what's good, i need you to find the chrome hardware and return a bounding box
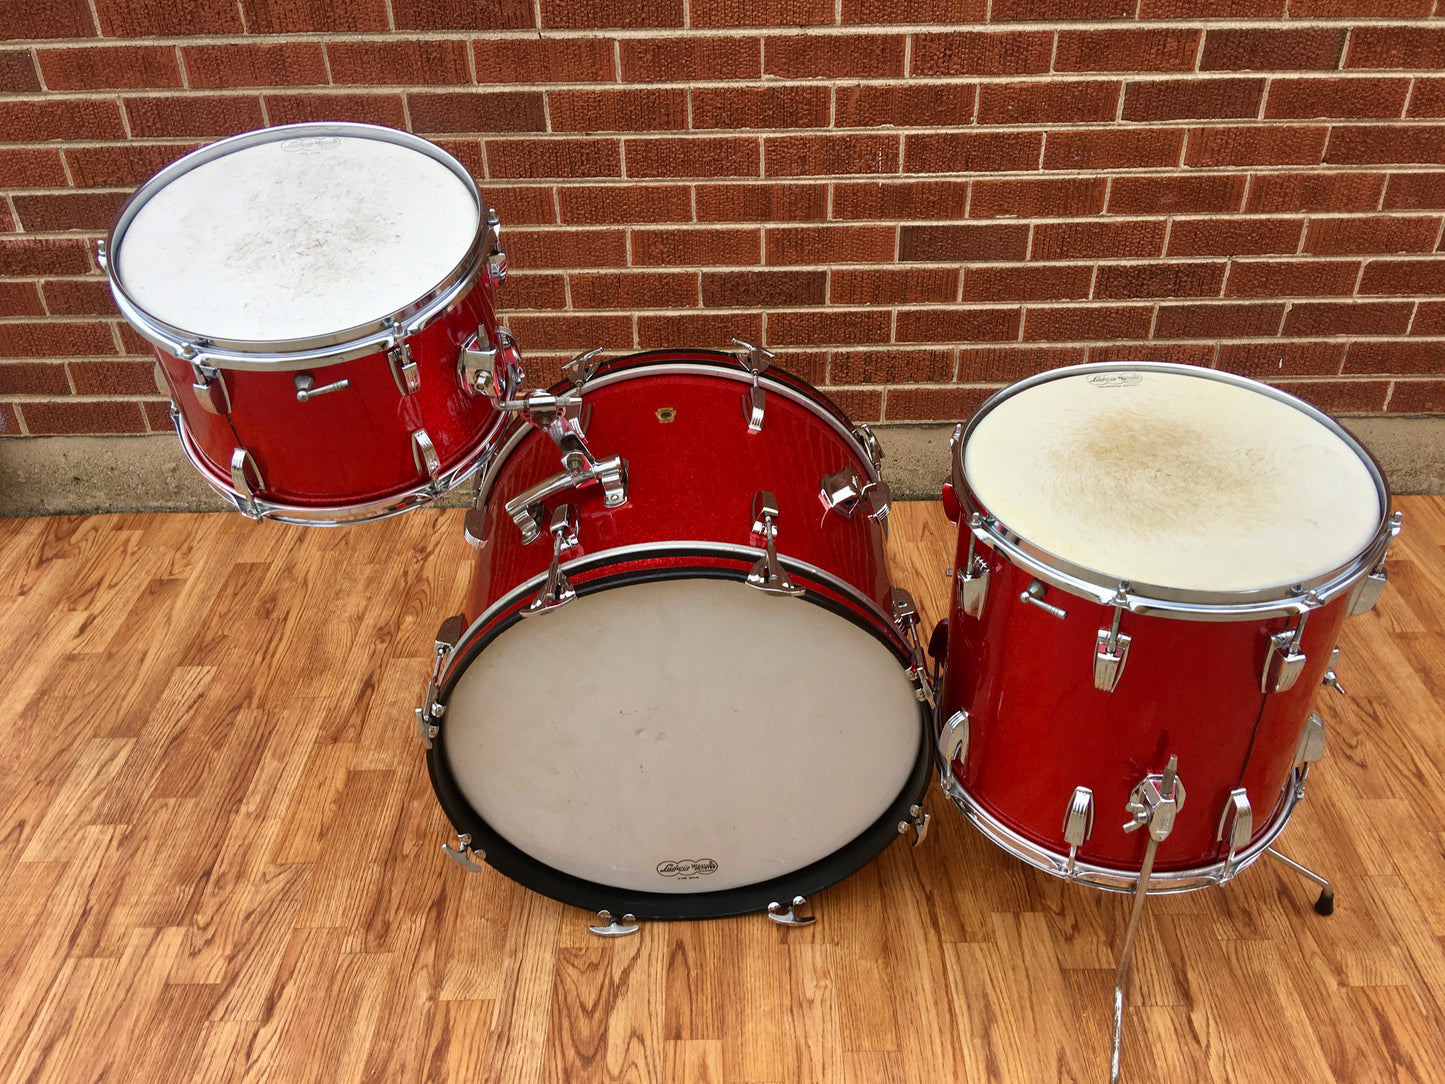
[766,896,815,927]
[457,325,521,402]
[434,614,464,654]
[505,455,626,544]
[1020,579,1067,619]
[416,615,460,750]
[939,709,969,768]
[1111,755,1181,1084]
[732,337,773,432]
[891,586,936,709]
[819,467,890,528]
[898,804,931,847]
[441,832,484,872]
[94,238,108,271]
[497,354,629,541]
[563,347,605,389]
[1348,510,1402,615]
[458,331,497,394]
[1265,847,1335,915]
[229,448,264,515]
[411,428,441,484]
[1295,712,1326,767]
[588,910,640,937]
[1094,587,1132,694]
[1215,788,1253,878]
[1349,569,1390,616]
[855,424,884,473]
[523,504,580,615]
[1322,646,1346,695]
[747,490,805,597]
[743,384,766,431]
[1262,607,1311,694]
[415,708,439,747]
[189,357,230,415]
[387,335,421,396]
[956,514,990,619]
[820,468,866,516]
[463,507,487,548]
[486,208,508,284]
[1062,786,1095,875]
[1122,760,1185,839]
[294,373,350,402]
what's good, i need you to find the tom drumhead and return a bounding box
[109,123,481,348]
[962,365,1385,596]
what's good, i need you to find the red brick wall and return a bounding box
[2,5,1444,436]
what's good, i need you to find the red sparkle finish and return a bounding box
[939,507,1353,875]
[460,349,896,649]
[157,273,505,507]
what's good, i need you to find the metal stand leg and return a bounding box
[1111,845,1158,1084]
[1111,756,1183,1084]
[1265,846,1335,916]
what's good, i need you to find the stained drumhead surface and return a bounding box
[115,132,478,344]
[964,368,1382,593]
[443,578,922,894]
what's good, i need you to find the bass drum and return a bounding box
[421,348,932,920]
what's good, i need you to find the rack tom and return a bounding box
[103,122,512,524]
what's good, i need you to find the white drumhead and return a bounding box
[964,368,1382,593]
[115,132,478,344]
[444,578,922,894]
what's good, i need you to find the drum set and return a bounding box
[102,123,1402,1082]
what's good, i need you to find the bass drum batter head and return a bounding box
[433,571,929,918]
[442,577,922,898]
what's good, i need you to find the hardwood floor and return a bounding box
[1,500,1443,1083]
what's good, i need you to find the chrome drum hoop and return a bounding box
[440,539,909,683]
[951,361,1394,621]
[171,406,510,526]
[938,765,1305,895]
[104,122,488,372]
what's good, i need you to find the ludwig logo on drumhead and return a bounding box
[281,137,341,153]
[656,858,718,879]
[1085,373,1143,388]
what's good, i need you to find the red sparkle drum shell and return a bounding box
[155,284,508,515]
[936,362,1395,890]
[424,349,932,919]
[103,122,509,524]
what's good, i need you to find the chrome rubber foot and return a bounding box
[1314,889,1335,916]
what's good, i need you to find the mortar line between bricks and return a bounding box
[1,19,1440,48]
[24,301,1418,323]
[6,357,1434,378]
[4,256,1439,278]
[16,138,1445,170]
[3,72,1442,100]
